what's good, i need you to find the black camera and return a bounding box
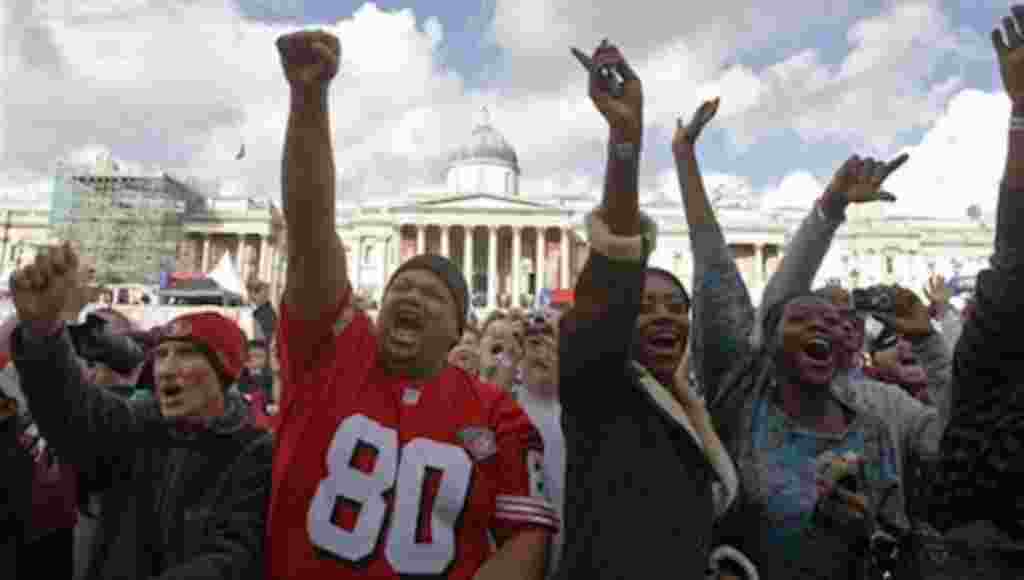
[68,314,146,375]
[852,286,897,314]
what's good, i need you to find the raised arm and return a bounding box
[277,31,346,322]
[9,244,143,489]
[929,7,1024,533]
[671,99,756,400]
[759,154,909,330]
[875,287,952,457]
[559,41,652,414]
[950,7,1024,422]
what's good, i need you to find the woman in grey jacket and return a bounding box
[674,98,952,579]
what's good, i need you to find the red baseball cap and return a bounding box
[159,312,246,386]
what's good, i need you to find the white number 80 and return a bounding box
[307,414,473,574]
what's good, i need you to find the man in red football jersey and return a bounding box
[268,29,557,580]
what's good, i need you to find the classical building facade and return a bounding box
[0,118,995,311]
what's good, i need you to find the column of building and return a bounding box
[560,228,570,289]
[400,222,567,309]
[487,226,498,308]
[536,227,546,294]
[511,226,521,306]
[463,226,475,296]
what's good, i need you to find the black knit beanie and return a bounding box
[386,254,469,336]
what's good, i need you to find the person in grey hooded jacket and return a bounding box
[675,96,951,579]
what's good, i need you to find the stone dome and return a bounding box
[447,117,519,172]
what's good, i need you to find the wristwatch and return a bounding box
[610,142,637,162]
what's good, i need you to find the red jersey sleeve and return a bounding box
[490,390,560,535]
[276,283,375,411]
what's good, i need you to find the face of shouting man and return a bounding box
[154,340,225,420]
[377,268,460,379]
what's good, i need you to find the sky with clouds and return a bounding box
[0,0,1017,218]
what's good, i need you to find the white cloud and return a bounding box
[762,171,825,210]
[720,1,978,153]
[0,0,1003,222]
[882,89,1008,218]
[761,88,1010,219]
[488,0,845,94]
[1,1,471,202]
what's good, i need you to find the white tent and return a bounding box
[0,267,13,292]
[207,252,244,297]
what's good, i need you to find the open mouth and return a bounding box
[160,385,184,404]
[646,329,680,352]
[899,355,918,366]
[391,309,424,343]
[804,337,833,361]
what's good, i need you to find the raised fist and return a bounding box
[825,153,909,205]
[11,242,82,328]
[672,98,719,157]
[276,30,341,90]
[993,7,1024,101]
[571,40,643,138]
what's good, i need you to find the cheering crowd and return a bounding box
[3,6,1024,580]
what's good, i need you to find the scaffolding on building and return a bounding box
[49,157,196,285]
